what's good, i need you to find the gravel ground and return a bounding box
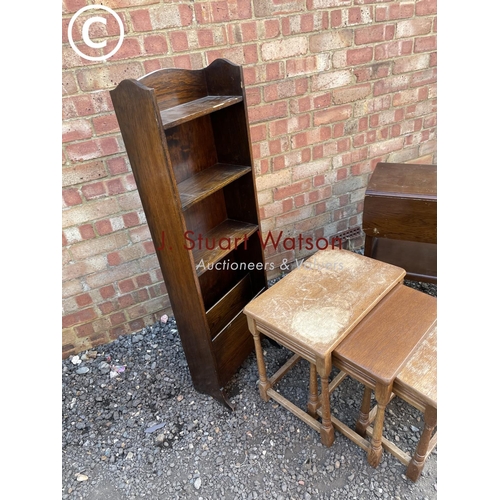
[62,278,437,500]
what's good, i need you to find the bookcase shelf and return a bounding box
[110,59,267,409]
[178,163,251,211]
[159,95,243,129]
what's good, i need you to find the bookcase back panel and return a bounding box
[211,103,252,166]
[141,68,207,109]
[165,116,218,184]
[198,250,247,310]
[223,174,259,224]
[183,190,227,236]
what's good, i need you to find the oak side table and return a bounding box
[331,283,436,467]
[243,249,405,446]
[355,322,437,481]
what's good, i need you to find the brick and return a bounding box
[410,68,437,88]
[283,12,327,35]
[106,178,126,196]
[264,62,284,81]
[286,55,329,77]
[75,293,92,307]
[393,54,430,74]
[71,232,129,261]
[374,40,413,60]
[273,179,311,201]
[86,261,141,289]
[116,191,142,212]
[206,46,246,66]
[313,105,352,126]
[108,38,143,62]
[122,211,140,228]
[261,200,287,218]
[95,219,113,236]
[62,0,87,15]
[292,159,330,181]
[332,84,371,104]
[242,46,259,64]
[110,311,126,326]
[148,4,188,29]
[105,1,161,9]
[405,100,435,118]
[62,197,119,229]
[263,78,309,102]
[62,120,92,143]
[78,224,95,240]
[369,137,405,157]
[248,101,288,124]
[416,0,437,16]
[62,188,82,207]
[392,88,421,107]
[92,114,119,135]
[308,0,351,8]
[309,30,353,52]
[346,47,373,65]
[65,137,120,162]
[276,206,314,227]
[229,0,253,20]
[414,35,437,53]
[76,62,143,92]
[256,169,291,191]
[261,37,308,61]
[107,156,129,176]
[62,307,97,328]
[373,75,410,96]
[291,127,331,149]
[332,174,368,196]
[99,285,116,300]
[395,2,416,18]
[312,70,352,91]
[62,71,78,96]
[396,18,433,38]
[295,212,330,233]
[254,0,306,17]
[142,34,168,55]
[354,25,385,45]
[82,181,106,200]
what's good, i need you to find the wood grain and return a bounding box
[333,284,437,385]
[110,59,267,407]
[160,95,243,129]
[178,163,251,210]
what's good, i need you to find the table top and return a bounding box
[395,322,437,407]
[366,162,437,200]
[333,284,437,386]
[243,249,405,360]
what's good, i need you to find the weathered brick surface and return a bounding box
[62,0,437,356]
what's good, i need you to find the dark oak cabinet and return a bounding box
[362,162,437,284]
[110,59,267,408]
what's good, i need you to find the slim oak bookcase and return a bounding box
[110,59,267,408]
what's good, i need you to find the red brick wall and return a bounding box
[62,0,437,357]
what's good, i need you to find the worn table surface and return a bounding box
[395,322,437,408]
[333,284,437,386]
[243,249,406,361]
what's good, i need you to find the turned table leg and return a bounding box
[406,405,437,482]
[367,383,392,467]
[247,318,271,402]
[355,386,372,437]
[307,363,320,417]
[317,358,334,447]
